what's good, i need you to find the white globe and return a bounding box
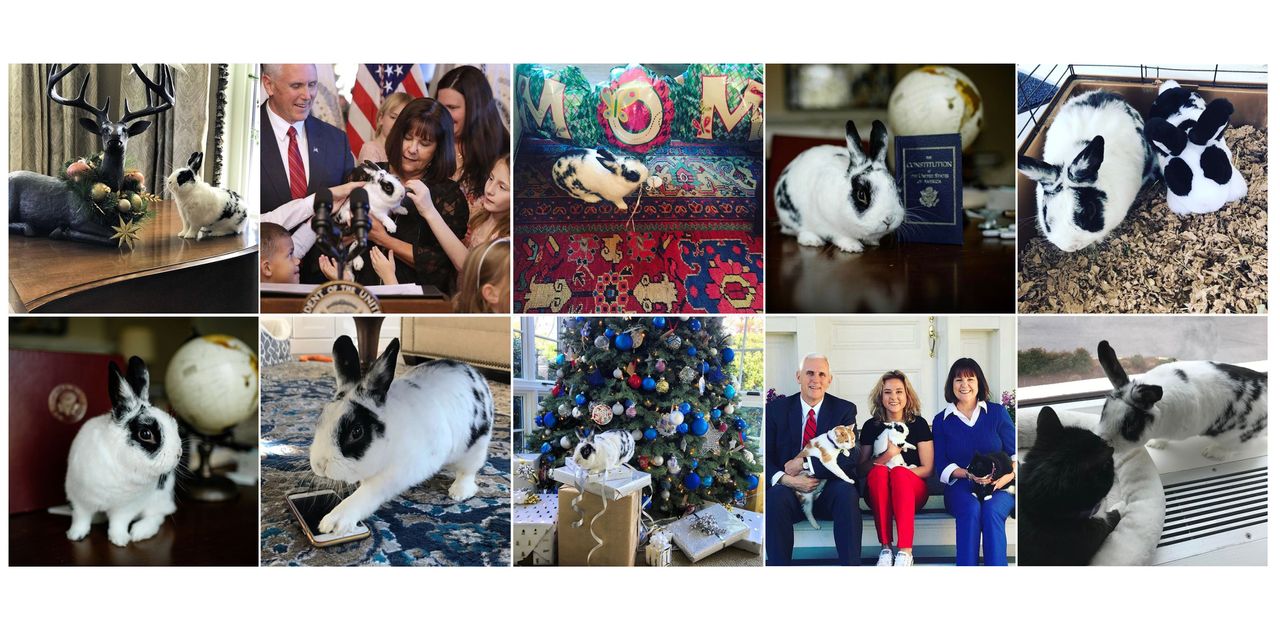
[888,66,985,151]
[165,335,259,436]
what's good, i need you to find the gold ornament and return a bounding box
[90,183,111,202]
[656,378,670,394]
[109,216,144,250]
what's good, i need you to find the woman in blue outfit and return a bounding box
[932,358,1016,566]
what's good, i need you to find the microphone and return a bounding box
[345,187,372,274]
[312,188,333,233]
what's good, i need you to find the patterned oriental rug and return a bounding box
[514,138,763,314]
[259,361,511,566]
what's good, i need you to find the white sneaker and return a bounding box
[876,548,894,566]
[894,550,914,567]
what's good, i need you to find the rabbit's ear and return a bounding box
[125,356,150,402]
[332,335,362,394]
[844,120,868,166]
[1189,98,1234,145]
[868,120,890,165]
[1018,155,1059,185]
[1067,136,1105,183]
[1145,118,1186,157]
[1097,340,1130,389]
[108,360,140,420]
[1131,384,1163,409]
[362,338,399,405]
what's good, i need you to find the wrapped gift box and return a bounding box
[669,503,750,563]
[728,506,763,555]
[513,492,557,566]
[514,453,542,493]
[557,486,640,566]
[552,461,651,500]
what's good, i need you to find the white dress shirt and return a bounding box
[266,103,310,185]
[261,194,318,260]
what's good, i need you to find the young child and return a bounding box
[260,222,300,284]
[454,237,510,313]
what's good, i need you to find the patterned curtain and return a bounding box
[7,63,100,175]
[124,63,211,193]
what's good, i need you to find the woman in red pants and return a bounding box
[857,371,934,567]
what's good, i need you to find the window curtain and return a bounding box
[7,64,101,175]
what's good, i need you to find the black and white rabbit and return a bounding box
[1145,80,1247,215]
[308,336,493,535]
[166,151,249,240]
[966,451,1015,501]
[572,429,636,474]
[1019,407,1120,566]
[551,147,651,210]
[1096,340,1266,459]
[774,120,904,253]
[872,420,915,469]
[65,356,181,546]
[1018,91,1158,252]
[336,162,408,273]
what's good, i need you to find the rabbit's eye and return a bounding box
[137,428,156,444]
[345,426,364,443]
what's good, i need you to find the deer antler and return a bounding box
[121,64,175,123]
[47,64,109,123]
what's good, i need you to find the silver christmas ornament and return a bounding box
[594,335,609,349]
[679,366,697,384]
[560,436,571,449]
[612,402,624,416]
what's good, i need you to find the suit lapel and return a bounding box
[260,103,288,209]
[305,116,327,192]
[818,396,838,435]
[786,394,803,459]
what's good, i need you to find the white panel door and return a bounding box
[820,316,938,418]
[288,316,403,356]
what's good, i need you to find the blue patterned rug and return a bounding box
[259,361,511,566]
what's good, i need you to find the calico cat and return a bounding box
[966,451,1015,501]
[1019,407,1121,566]
[796,425,858,529]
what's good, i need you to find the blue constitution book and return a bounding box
[895,133,963,245]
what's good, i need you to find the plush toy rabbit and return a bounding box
[1018,91,1159,252]
[166,151,249,240]
[774,120,904,253]
[551,147,651,210]
[1144,80,1247,215]
[1096,340,1266,460]
[309,336,494,535]
[65,356,181,547]
[572,429,636,474]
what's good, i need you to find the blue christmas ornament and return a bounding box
[746,475,759,490]
[644,428,657,440]
[535,413,544,427]
[652,317,666,328]
[712,409,722,419]
[583,428,593,437]
[605,327,616,338]
[556,353,565,365]
[624,399,635,408]
[615,333,633,350]
[690,319,702,331]
[676,423,689,434]
[724,385,737,399]
[586,369,607,387]
[693,412,703,420]
[686,346,697,357]
[734,490,745,501]
[683,472,702,490]
[540,442,551,454]
[708,367,725,384]
[679,402,692,413]
[642,376,656,391]
[544,413,556,427]
[690,459,699,469]
[701,475,714,488]
[722,347,735,363]
[575,393,587,406]
[691,418,709,436]
[735,418,747,430]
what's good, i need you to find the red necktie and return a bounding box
[803,408,817,444]
[287,127,307,199]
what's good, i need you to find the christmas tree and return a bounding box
[532,316,762,519]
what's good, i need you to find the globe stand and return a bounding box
[184,427,239,502]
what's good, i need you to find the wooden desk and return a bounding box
[9,200,258,313]
[766,221,1016,313]
[8,483,258,566]
[260,295,454,314]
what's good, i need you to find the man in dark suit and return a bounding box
[259,64,356,276]
[765,353,863,565]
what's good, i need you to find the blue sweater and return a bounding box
[931,402,1015,485]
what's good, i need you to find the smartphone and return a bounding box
[286,490,371,547]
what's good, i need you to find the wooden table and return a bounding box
[766,221,1016,313]
[9,200,258,313]
[8,483,258,566]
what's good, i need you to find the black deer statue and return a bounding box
[9,64,175,246]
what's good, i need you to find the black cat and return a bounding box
[1019,406,1121,566]
[966,451,1015,501]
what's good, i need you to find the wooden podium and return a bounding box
[9,201,258,313]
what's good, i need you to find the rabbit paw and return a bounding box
[350,256,364,273]
[448,477,478,501]
[319,506,359,535]
[1145,438,1169,450]
[832,236,866,253]
[382,217,397,234]
[66,522,90,541]
[796,230,825,247]
[108,527,133,547]
[129,517,163,542]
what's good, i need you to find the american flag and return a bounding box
[346,64,433,157]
